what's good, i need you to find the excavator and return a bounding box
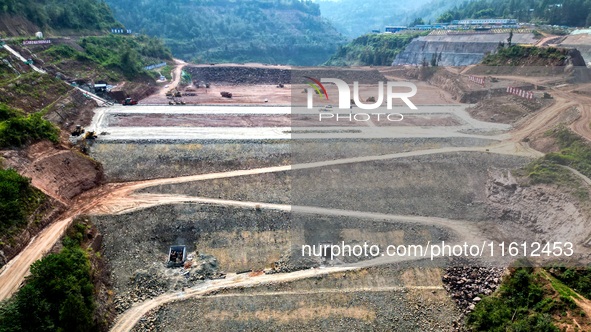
[71,125,97,140]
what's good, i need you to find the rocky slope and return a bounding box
[393,33,539,66]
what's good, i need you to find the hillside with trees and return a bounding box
[317,0,433,37]
[324,32,427,66]
[0,0,121,36]
[103,0,345,65]
[436,0,591,26]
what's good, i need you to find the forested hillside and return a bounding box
[437,0,591,26]
[0,0,120,35]
[325,32,427,66]
[103,0,345,65]
[317,0,433,37]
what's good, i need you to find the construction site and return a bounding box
[1,30,591,331]
[77,61,591,331]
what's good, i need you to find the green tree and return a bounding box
[409,17,425,27]
[0,245,97,332]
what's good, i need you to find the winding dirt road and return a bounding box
[0,144,533,302]
[489,75,591,142]
[110,266,445,332]
[103,192,507,332]
[1,66,590,331]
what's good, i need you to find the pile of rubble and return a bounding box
[114,253,225,313]
[442,266,504,313]
[132,308,163,332]
[113,268,169,313]
[266,253,320,274]
[185,66,290,85]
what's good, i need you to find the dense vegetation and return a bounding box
[0,0,120,31]
[38,34,172,80]
[0,103,59,148]
[525,126,591,188]
[550,267,591,300]
[482,45,569,66]
[317,0,433,37]
[0,223,99,332]
[324,32,427,66]
[78,35,172,79]
[0,167,44,239]
[545,126,591,178]
[103,0,345,65]
[437,0,591,27]
[467,267,579,331]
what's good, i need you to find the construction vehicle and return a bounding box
[165,88,182,98]
[71,125,85,136]
[84,131,97,139]
[169,97,185,105]
[123,97,138,105]
[220,91,232,98]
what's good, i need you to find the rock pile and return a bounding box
[442,266,504,313]
[184,66,387,85]
[266,252,320,274]
[114,268,169,313]
[114,254,225,313]
[185,66,290,85]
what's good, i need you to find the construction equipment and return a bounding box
[123,97,138,105]
[220,91,232,98]
[165,88,182,98]
[84,131,97,139]
[169,97,185,105]
[71,125,85,137]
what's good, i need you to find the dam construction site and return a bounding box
[1,13,591,331]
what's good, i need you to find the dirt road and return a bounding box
[2,66,589,329]
[465,74,591,142]
[90,104,511,141]
[0,143,534,301]
[90,193,488,243]
[103,193,497,332]
[110,266,444,332]
[153,58,186,98]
